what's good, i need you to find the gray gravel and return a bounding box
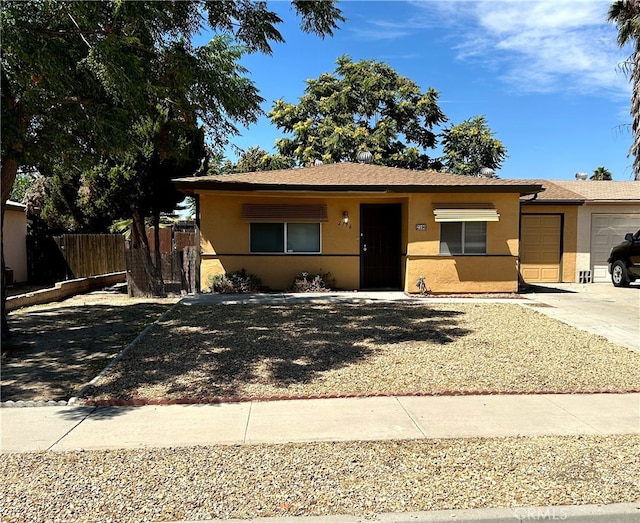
[1,435,638,522]
[83,302,640,402]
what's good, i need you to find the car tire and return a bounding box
[611,260,630,287]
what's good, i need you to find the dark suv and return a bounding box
[608,229,640,287]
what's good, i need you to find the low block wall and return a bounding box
[6,272,126,312]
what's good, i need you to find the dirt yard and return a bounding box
[4,289,639,404]
[1,288,179,401]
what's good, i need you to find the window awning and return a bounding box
[241,204,328,222]
[433,205,500,222]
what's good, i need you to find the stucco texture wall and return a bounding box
[405,193,521,293]
[198,191,523,293]
[3,206,28,283]
[199,192,365,290]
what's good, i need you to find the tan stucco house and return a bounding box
[3,200,28,284]
[174,162,542,294]
[520,181,640,284]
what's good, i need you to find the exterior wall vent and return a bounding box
[578,270,592,284]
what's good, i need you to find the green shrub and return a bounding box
[290,271,335,292]
[208,269,262,294]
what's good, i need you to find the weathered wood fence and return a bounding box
[126,226,198,296]
[27,227,198,295]
[27,234,126,284]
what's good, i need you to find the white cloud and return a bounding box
[365,0,633,97]
[457,0,631,96]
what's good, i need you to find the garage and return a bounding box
[591,214,640,282]
[520,214,562,283]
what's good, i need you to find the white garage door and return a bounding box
[591,214,640,282]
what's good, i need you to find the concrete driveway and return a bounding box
[522,282,640,353]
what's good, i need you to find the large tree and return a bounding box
[269,55,446,169]
[1,0,343,334]
[440,116,507,177]
[218,146,295,174]
[608,0,640,180]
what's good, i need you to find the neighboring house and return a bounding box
[520,181,640,284]
[3,200,28,284]
[174,162,542,294]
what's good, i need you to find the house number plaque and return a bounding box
[415,224,426,231]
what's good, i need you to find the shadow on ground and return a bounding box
[83,302,470,401]
[1,302,174,401]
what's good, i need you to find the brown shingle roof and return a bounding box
[551,181,640,201]
[174,162,542,195]
[521,180,640,203]
[520,180,584,203]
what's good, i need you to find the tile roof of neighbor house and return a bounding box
[173,162,543,195]
[522,180,640,203]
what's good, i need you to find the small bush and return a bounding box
[208,269,262,294]
[290,271,335,293]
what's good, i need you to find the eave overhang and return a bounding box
[173,179,543,197]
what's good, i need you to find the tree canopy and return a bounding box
[608,0,640,180]
[1,0,344,322]
[269,55,447,169]
[217,146,295,174]
[591,166,613,180]
[440,116,507,177]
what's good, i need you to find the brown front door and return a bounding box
[360,204,402,289]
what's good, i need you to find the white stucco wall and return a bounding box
[3,201,28,283]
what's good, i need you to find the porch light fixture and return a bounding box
[343,211,349,224]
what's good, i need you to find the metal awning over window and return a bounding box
[433,205,499,222]
[241,204,328,222]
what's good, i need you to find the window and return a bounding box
[440,222,487,255]
[250,223,321,253]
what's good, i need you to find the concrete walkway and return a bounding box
[520,282,640,353]
[2,393,638,453]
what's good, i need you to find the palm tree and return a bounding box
[608,1,640,180]
[591,166,613,180]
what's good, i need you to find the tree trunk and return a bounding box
[632,38,640,180]
[128,210,166,297]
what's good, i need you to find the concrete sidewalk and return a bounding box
[2,393,638,453]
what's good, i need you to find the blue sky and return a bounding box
[218,0,634,181]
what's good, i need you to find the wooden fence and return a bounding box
[126,226,198,296]
[27,228,196,294]
[55,234,126,278]
[27,234,126,284]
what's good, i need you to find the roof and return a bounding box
[522,180,640,204]
[173,162,542,196]
[520,180,584,204]
[4,200,26,212]
[552,181,640,202]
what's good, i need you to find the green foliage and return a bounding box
[591,166,613,180]
[608,0,640,180]
[440,116,507,176]
[1,0,344,202]
[8,170,35,203]
[208,269,262,294]
[269,55,447,169]
[217,146,296,174]
[290,272,335,292]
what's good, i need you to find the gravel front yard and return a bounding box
[82,301,640,402]
[1,435,638,522]
[1,291,178,402]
